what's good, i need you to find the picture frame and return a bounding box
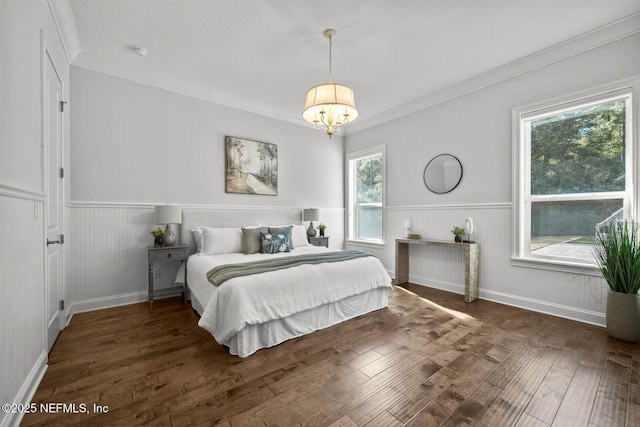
[225,136,278,195]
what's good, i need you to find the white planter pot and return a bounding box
[606,289,640,342]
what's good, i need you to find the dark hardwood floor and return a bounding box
[22,284,640,426]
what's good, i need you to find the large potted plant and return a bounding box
[594,221,640,342]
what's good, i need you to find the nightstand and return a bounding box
[308,236,329,248]
[147,245,189,310]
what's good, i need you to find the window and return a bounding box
[514,87,633,267]
[347,145,385,243]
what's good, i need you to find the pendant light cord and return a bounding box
[328,34,333,83]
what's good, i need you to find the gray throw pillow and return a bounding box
[241,227,268,254]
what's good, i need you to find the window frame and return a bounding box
[512,82,636,272]
[346,145,386,246]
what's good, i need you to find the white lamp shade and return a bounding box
[154,205,182,225]
[302,83,358,126]
[303,208,320,222]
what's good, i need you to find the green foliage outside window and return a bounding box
[353,152,383,241]
[356,154,382,204]
[530,100,626,195]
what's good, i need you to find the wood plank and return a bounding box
[484,345,538,390]
[404,400,451,427]
[628,349,640,427]
[551,382,597,427]
[365,411,403,427]
[572,352,606,390]
[477,359,550,427]
[588,346,631,427]
[328,415,358,427]
[515,413,550,427]
[524,370,571,424]
[440,381,504,427]
[347,358,441,425]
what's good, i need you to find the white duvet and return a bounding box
[186,246,392,349]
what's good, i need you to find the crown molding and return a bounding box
[346,12,640,135]
[47,0,81,63]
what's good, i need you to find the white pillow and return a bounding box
[202,227,243,255]
[292,224,309,247]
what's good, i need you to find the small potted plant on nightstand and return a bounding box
[150,227,166,247]
[318,223,327,237]
[451,226,465,243]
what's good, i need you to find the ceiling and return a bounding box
[56,0,640,134]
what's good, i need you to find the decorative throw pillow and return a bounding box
[260,232,290,254]
[268,225,294,249]
[241,226,268,254]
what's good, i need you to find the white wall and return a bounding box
[346,32,640,326]
[67,67,345,309]
[0,1,70,426]
[70,67,344,207]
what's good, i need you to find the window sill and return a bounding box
[511,256,601,276]
[345,239,386,249]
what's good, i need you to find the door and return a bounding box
[44,49,64,352]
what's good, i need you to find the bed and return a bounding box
[179,209,392,357]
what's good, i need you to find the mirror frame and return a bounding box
[423,154,463,194]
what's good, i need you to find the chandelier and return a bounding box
[303,29,358,138]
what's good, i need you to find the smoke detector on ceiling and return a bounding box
[130,46,147,57]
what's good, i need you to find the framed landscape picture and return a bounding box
[225,136,278,195]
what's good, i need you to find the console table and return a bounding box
[395,238,479,303]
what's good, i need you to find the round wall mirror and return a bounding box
[423,154,463,194]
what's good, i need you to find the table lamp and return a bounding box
[155,205,182,246]
[303,208,320,237]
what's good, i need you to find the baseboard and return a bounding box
[479,289,606,327]
[69,291,148,316]
[402,274,606,328]
[0,351,48,427]
[407,274,465,296]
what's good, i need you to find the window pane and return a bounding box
[357,206,382,240]
[356,154,382,204]
[530,199,623,262]
[530,100,626,195]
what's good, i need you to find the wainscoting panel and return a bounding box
[348,204,609,326]
[67,205,153,310]
[0,192,47,427]
[67,202,607,325]
[67,203,345,315]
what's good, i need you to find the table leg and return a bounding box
[148,263,154,311]
[395,241,409,285]
[464,244,479,302]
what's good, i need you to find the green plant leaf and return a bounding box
[594,221,640,294]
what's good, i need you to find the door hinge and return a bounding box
[59,300,65,310]
[60,100,68,113]
[60,167,64,178]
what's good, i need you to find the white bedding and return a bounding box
[187,246,392,356]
